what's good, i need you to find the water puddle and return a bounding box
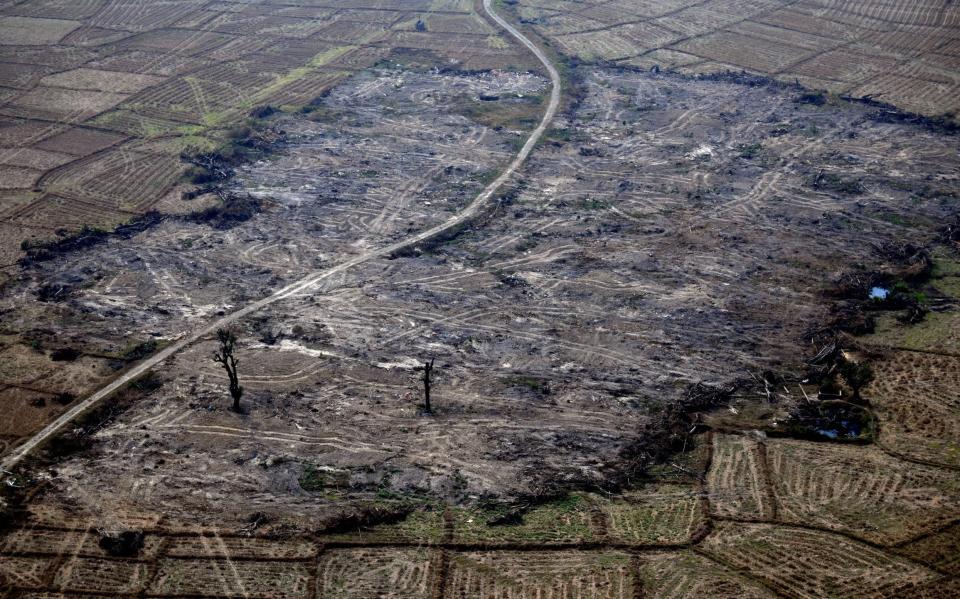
[782,402,873,442]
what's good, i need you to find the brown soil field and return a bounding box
[512,0,960,119]
[2,1,960,597]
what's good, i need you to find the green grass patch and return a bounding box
[451,494,596,544]
[319,505,446,544]
[865,311,960,353]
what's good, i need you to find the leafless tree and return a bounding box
[213,328,243,412]
[415,358,435,414]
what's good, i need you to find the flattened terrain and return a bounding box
[2,4,960,597]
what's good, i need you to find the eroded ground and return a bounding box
[2,61,960,598]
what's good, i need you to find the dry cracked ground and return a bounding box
[2,4,960,599]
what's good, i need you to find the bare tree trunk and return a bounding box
[420,358,435,415]
[214,329,244,412]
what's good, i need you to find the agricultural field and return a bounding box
[0,0,536,270]
[2,1,960,597]
[510,0,960,119]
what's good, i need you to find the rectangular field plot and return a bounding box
[597,0,693,20]
[865,351,960,467]
[674,31,814,73]
[611,22,684,49]
[86,49,209,78]
[7,87,128,121]
[0,165,40,189]
[0,63,52,90]
[0,556,54,590]
[706,434,773,519]
[38,148,184,212]
[552,30,646,62]
[1,528,163,559]
[86,110,188,138]
[767,439,960,544]
[858,26,956,56]
[165,536,318,560]
[0,119,63,147]
[4,0,105,20]
[8,194,134,232]
[261,71,350,107]
[88,4,213,33]
[34,127,126,156]
[854,72,960,115]
[316,547,435,598]
[655,8,743,37]
[39,69,164,94]
[894,522,960,575]
[52,557,150,594]
[726,21,840,53]
[414,14,496,35]
[451,495,597,545]
[638,550,776,598]
[0,147,77,171]
[700,522,939,598]
[149,559,311,597]
[533,13,607,36]
[811,0,946,26]
[123,77,251,123]
[604,484,706,545]
[788,49,899,87]
[446,550,635,598]
[755,7,866,40]
[0,16,79,45]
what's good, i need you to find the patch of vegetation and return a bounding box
[121,339,159,361]
[129,371,163,393]
[580,197,606,210]
[456,93,545,131]
[189,194,262,230]
[299,463,327,492]
[868,280,930,323]
[737,142,763,159]
[811,172,863,194]
[20,212,164,266]
[545,127,572,143]
[494,270,529,288]
[315,502,416,535]
[795,91,827,106]
[503,374,551,394]
[452,494,595,543]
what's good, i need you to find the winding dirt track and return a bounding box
[1,0,561,471]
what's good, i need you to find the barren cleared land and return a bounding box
[1,1,959,598]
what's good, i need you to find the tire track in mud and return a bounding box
[0,0,561,472]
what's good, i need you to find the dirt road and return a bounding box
[1,0,561,471]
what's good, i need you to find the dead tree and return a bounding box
[416,358,435,414]
[213,328,243,412]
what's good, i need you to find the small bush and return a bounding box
[190,194,262,229]
[50,348,81,362]
[796,91,827,106]
[738,142,763,159]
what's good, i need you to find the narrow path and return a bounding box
[0,0,561,472]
